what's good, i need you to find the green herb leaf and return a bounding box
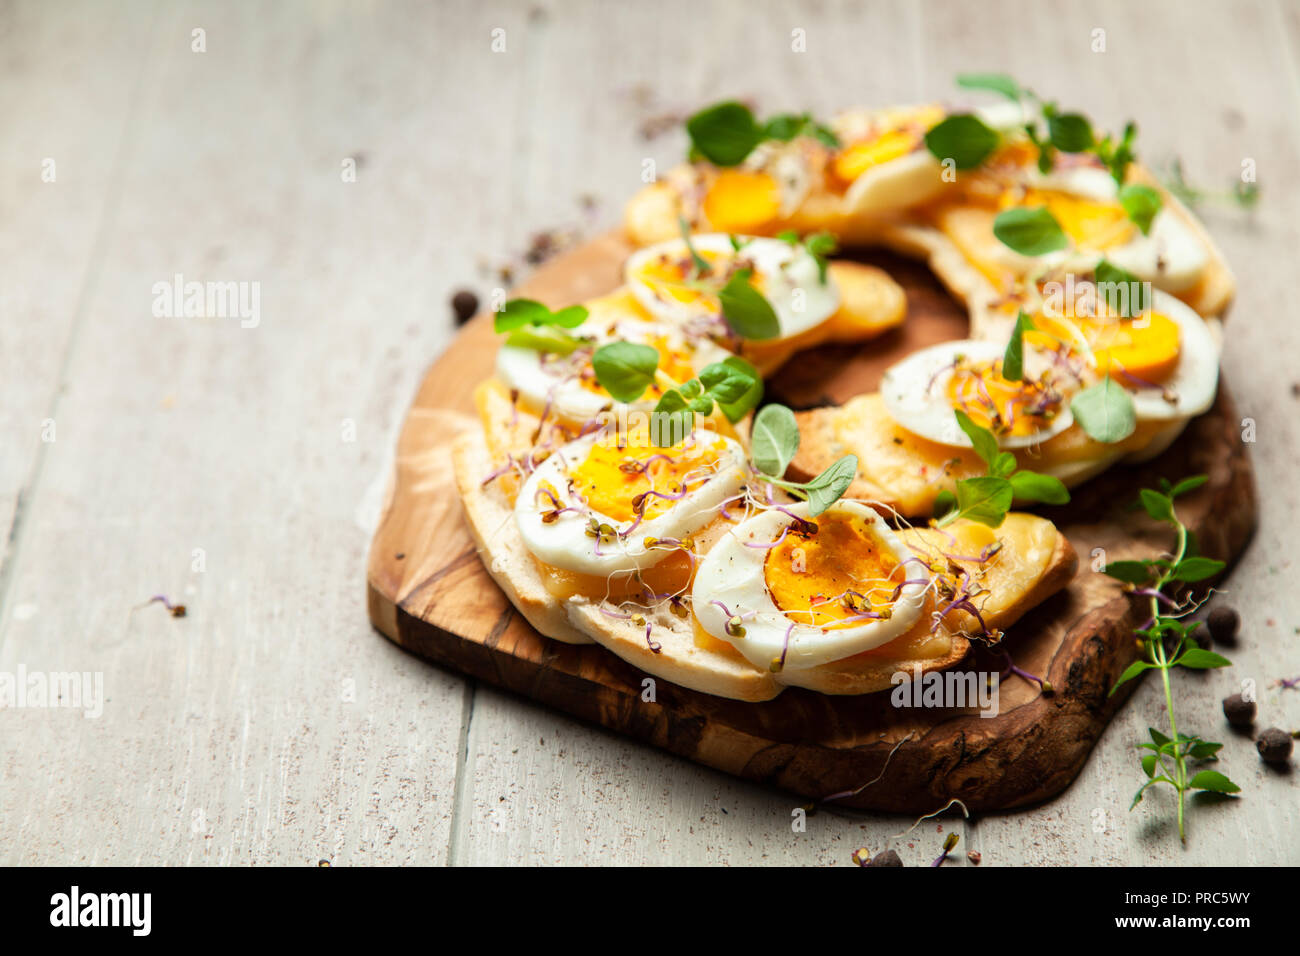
[1118,183,1162,235]
[1138,488,1175,523]
[953,476,1014,527]
[924,114,1000,170]
[1171,556,1225,583]
[678,217,712,276]
[1103,560,1154,584]
[954,409,1000,466]
[1175,648,1232,670]
[1187,740,1223,760]
[1095,259,1149,318]
[686,101,762,167]
[717,268,781,340]
[1170,474,1208,498]
[1141,753,1159,778]
[1070,377,1137,443]
[495,298,588,333]
[805,232,838,284]
[1109,660,1153,696]
[650,389,694,448]
[992,206,1069,256]
[714,356,763,422]
[991,451,1018,478]
[1002,310,1036,381]
[592,341,659,403]
[494,298,551,333]
[504,326,583,355]
[1187,770,1240,794]
[803,455,859,517]
[955,73,1023,101]
[1047,112,1094,153]
[1008,469,1070,505]
[751,404,800,478]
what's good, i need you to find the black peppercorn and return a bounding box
[451,289,479,325]
[1257,727,1293,764]
[1206,606,1240,645]
[1221,693,1255,728]
[867,849,904,867]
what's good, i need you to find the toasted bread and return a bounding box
[456,418,1078,700]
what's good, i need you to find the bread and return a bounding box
[454,421,1078,700]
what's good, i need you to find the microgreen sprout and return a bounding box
[748,404,857,516]
[649,356,763,446]
[932,411,1069,528]
[1162,158,1260,213]
[930,831,959,867]
[1105,475,1238,843]
[776,229,838,284]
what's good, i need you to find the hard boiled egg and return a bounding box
[880,339,1076,449]
[625,234,840,342]
[496,294,732,423]
[692,499,927,671]
[515,427,747,577]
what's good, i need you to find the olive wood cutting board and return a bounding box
[365,231,1256,813]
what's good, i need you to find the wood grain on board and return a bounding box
[366,232,1257,812]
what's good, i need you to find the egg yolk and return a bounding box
[833,129,919,182]
[944,359,1064,437]
[702,170,781,233]
[1028,312,1182,384]
[569,431,728,524]
[633,249,769,316]
[1003,188,1134,250]
[764,512,903,629]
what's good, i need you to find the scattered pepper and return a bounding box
[1257,727,1293,764]
[451,289,479,325]
[1206,605,1240,645]
[1222,693,1255,728]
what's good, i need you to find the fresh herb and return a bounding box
[494,298,589,334]
[1070,375,1136,443]
[717,268,781,340]
[1094,259,1150,318]
[748,403,857,516]
[1001,310,1036,381]
[679,216,713,277]
[1043,104,1094,154]
[504,325,584,355]
[592,341,660,402]
[1163,158,1261,212]
[933,411,1069,527]
[649,357,763,445]
[992,206,1068,257]
[955,72,1023,101]
[924,113,1000,170]
[1106,477,1236,843]
[1118,184,1162,236]
[777,229,838,284]
[686,101,839,167]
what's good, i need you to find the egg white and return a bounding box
[1117,289,1220,421]
[624,234,840,341]
[496,314,731,423]
[514,429,748,577]
[1010,165,1208,293]
[880,339,1075,449]
[692,500,927,671]
[842,101,1029,217]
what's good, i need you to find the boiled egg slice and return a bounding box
[515,426,748,577]
[496,300,732,423]
[1026,286,1220,421]
[994,165,1208,294]
[692,499,927,671]
[625,234,840,342]
[881,339,1075,449]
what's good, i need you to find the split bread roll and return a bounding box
[453,427,1077,702]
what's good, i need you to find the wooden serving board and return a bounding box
[365,232,1257,813]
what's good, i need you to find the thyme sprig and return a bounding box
[1105,476,1239,843]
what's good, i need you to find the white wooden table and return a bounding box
[1,0,1296,865]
